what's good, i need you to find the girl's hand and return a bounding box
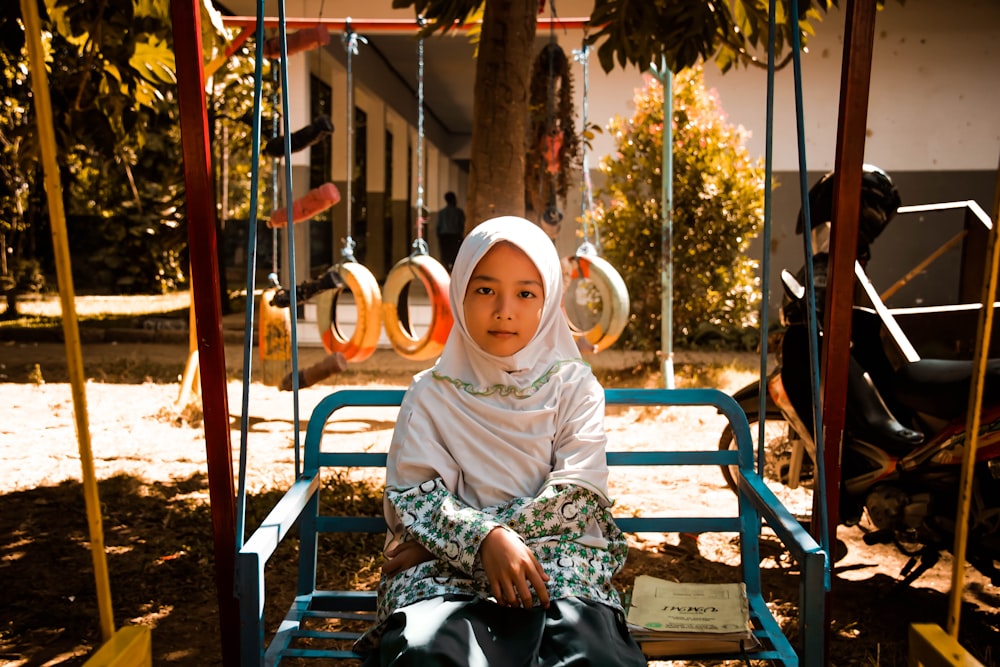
[480,527,550,608]
[382,541,436,577]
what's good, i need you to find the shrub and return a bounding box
[595,66,764,352]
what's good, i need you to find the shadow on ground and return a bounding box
[2,475,999,666]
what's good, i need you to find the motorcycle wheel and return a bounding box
[718,410,815,521]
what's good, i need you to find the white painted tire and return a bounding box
[561,254,630,352]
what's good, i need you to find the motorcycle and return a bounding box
[720,167,1000,586]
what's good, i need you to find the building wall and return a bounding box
[254,8,470,289]
[225,0,998,320]
[569,0,999,314]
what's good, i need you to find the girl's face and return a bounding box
[463,242,544,357]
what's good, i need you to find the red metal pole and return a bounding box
[821,0,878,662]
[822,0,878,552]
[169,1,239,664]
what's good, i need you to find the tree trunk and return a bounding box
[466,0,538,229]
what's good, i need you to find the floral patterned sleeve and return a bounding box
[387,478,504,575]
[387,478,623,575]
[494,483,604,538]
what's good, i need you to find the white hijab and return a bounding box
[384,217,610,546]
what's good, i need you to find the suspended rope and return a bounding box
[237,0,306,547]
[789,0,831,566]
[561,43,629,354]
[756,0,777,506]
[575,44,598,254]
[382,17,453,361]
[270,65,280,275]
[262,0,338,228]
[315,21,382,362]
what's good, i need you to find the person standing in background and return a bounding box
[436,191,466,272]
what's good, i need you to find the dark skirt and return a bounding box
[362,595,647,667]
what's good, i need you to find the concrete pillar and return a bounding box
[386,108,412,264]
[359,87,387,277]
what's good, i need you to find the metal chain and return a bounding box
[573,43,598,255]
[412,16,428,256]
[341,21,367,261]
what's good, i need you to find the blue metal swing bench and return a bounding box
[237,387,827,665]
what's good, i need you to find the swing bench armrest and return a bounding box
[739,471,825,567]
[238,473,321,659]
[242,476,321,563]
[738,469,828,665]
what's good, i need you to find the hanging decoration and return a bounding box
[381,17,453,361]
[315,22,382,362]
[561,44,630,353]
[525,37,580,240]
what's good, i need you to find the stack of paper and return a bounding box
[626,575,761,657]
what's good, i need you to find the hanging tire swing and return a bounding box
[316,252,382,362]
[383,250,452,360]
[315,24,381,363]
[562,249,630,352]
[562,44,630,353]
[381,21,453,361]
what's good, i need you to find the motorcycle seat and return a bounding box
[894,358,1000,421]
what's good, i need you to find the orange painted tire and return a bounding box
[315,261,382,362]
[561,254,630,353]
[382,254,453,361]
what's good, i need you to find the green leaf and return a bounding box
[130,37,176,85]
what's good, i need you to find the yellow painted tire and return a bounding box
[382,254,453,361]
[259,287,292,387]
[315,261,382,362]
[561,254,630,352]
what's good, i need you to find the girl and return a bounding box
[357,216,645,666]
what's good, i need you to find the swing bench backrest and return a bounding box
[237,387,826,666]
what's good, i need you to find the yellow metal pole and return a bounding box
[177,279,200,406]
[947,161,1000,638]
[18,0,115,642]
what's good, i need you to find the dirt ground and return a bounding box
[1,336,999,666]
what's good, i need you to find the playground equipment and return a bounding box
[560,44,630,353]
[380,21,453,361]
[267,183,341,229]
[238,388,826,665]
[162,1,999,663]
[224,10,822,666]
[312,24,382,364]
[18,0,151,663]
[259,277,293,387]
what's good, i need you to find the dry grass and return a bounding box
[9,292,193,318]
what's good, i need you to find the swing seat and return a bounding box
[237,388,826,666]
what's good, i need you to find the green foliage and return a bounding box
[596,67,764,352]
[0,0,184,296]
[586,0,902,75]
[1,0,266,299]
